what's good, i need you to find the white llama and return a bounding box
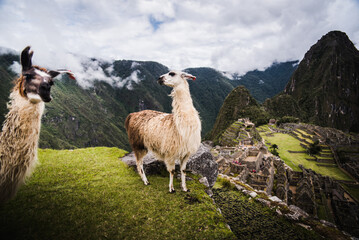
[125,71,201,192]
[0,46,74,204]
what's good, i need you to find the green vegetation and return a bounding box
[0,147,235,240]
[212,188,320,240]
[0,53,18,125]
[260,128,352,181]
[276,116,300,125]
[208,85,270,143]
[308,140,322,155]
[0,54,240,150]
[265,31,359,133]
[341,183,359,202]
[270,144,280,156]
[230,61,298,103]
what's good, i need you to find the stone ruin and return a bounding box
[213,120,359,237]
[213,129,275,196]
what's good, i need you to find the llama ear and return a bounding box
[48,70,61,78]
[181,73,196,81]
[21,46,33,72]
[50,69,76,80]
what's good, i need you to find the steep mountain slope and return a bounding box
[0,50,296,150]
[184,67,236,132]
[0,53,17,125]
[266,31,359,132]
[0,54,236,150]
[208,85,269,143]
[230,61,298,103]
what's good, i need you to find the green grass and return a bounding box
[212,188,320,240]
[261,133,353,181]
[341,183,359,202]
[296,129,313,138]
[0,147,235,240]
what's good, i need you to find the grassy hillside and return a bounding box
[0,53,17,125]
[258,125,353,181]
[0,147,235,240]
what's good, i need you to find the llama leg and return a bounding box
[180,158,190,192]
[134,150,149,185]
[167,163,176,193]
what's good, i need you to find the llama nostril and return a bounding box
[157,77,164,85]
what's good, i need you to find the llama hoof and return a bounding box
[182,189,190,192]
[144,181,150,185]
[169,189,176,193]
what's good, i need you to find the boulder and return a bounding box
[186,144,218,187]
[121,143,218,187]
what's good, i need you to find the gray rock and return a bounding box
[120,143,218,187]
[249,191,258,198]
[256,198,271,207]
[121,152,167,175]
[183,143,218,188]
[205,188,213,197]
[284,205,309,221]
[320,220,336,228]
[234,183,244,191]
[199,177,210,188]
[269,196,282,202]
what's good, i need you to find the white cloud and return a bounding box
[0,46,17,55]
[0,0,358,84]
[9,61,21,74]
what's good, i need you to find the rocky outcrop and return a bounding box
[121,143,218,187]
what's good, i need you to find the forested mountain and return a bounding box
[230,60,298,103]
[0,54,238,150]
[0,49,295,150]
[208,85,269,143]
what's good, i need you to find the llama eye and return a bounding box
[25,74,33,81]
[169,72,176,77]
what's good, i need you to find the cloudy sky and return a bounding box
[0,0,359,86]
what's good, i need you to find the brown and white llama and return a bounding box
[0,46,75,204]
[125,71,201,192]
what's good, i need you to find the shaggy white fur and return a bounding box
[0,90,44,203]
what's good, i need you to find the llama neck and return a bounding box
[0,90,44,154]
[171,84,197,119]
[170,84,201,142]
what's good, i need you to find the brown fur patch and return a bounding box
[125,110,163,151]
[33,65,48,73]
[13,76,26,97]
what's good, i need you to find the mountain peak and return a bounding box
[281,30,359,132]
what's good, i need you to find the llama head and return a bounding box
[158,71,196,88]
[18,46,75,104]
